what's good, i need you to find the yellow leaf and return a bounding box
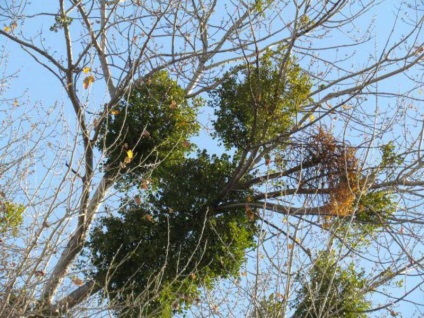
[170,100,177,109]
[83,75,95,89]
[35,270,45,277]
[82,67,91,74]
[309,114,315,122]
[70,275,84,286]
[245,205,255,221]
[111,109,120,115]
[182,140,191,148]
[124,149,134,164]
[134,195,141,205]
[141,178,151,190]
[4,26,11,33]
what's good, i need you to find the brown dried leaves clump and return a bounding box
[307,128,361,217]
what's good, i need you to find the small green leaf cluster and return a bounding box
[210,55,311,149]
[356,191,396,225]
[50,14,73,32]
[299,15,310,26]
[253,0,273,14]
[98,71,199,183]
[0,201,24,236]
[89,151,256,317]
[293,251,370,318]
[380,142,402,168]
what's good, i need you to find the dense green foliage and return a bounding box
[380,142,403,168]
[210,55,311,149]
[0,200,24,236]
[293,251,370,318]
[89,152,256,317]
[352,142,400,225]
[98,71,199,184]
[356,191,396,224]
[91,59,311,316]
